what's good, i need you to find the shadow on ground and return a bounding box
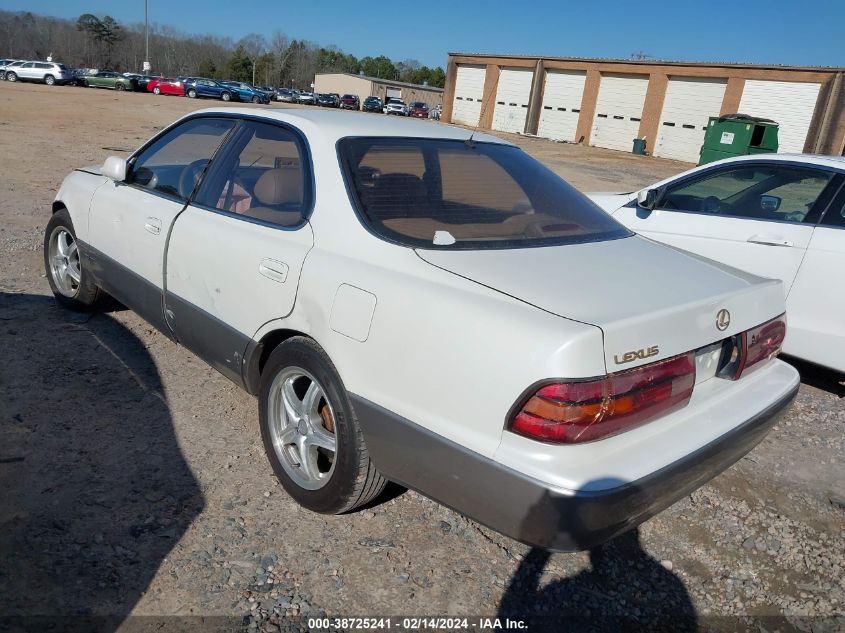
[499,529,697,632]
[782,355,845,398]
[0,292,203,631]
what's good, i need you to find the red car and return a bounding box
[147,77,185,96]
[409,102,429,118]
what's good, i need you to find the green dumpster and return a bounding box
[698,114,779,166]
[632,138,647,155]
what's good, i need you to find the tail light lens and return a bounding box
[510,353,696,444]
[737,313,786,378]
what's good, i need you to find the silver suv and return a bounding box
[6,61,70,85]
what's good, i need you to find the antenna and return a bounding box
[465,133,476,149]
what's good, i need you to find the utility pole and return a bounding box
[143,0,150,73]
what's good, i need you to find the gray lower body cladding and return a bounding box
[351,386,797,551]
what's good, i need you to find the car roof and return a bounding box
[188,107,510,145]
[683,152,845,173]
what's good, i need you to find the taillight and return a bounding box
[510,353,696,444]
[737,313,786,378]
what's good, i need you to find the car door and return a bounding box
[86,116,237,333]
[782,176,845,371]
[164,119,314,385]
[18,62,37,80]
[613,162,838,296]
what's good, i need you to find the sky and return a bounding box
[3,0,841,69]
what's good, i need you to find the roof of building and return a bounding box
[448,52,845,73]
[316,72,444,92]
[188,106,503,143]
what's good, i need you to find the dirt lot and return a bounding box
[0,82,843,632]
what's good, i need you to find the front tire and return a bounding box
[7,72,17,82]
[221,91,231,102]
[259,337,387,513]
[252,95,260,104]
[187,88,196,98]
[153,86,161,95]
[116,82,125,91]
[44,209,103,310]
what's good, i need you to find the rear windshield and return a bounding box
[338,137,631,250]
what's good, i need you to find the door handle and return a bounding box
[747,235,793,247]
[258,258,289,283]
[144,217,162,235]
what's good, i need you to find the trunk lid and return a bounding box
[416,235,784,373]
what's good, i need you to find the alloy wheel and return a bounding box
[48,227,81,297]
[268,367,337,490]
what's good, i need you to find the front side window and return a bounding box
[195,121,309,227]
[661,165,834,223]
[821,186,845,228]
[339,137,630,249]
[128,117,235,201]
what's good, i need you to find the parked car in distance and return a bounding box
[362,96,383,113]
[590,153,845,374]
[2,60,27,81]
[316,93,340,107]
[46,108,798,551]
[220,81,272,104]
[149,77,185,96]
[409,102,429,118]
[274,88,298,103]
[296,91,316,105]
[339,94,360,110]
[78,70,136,91]
[133,75,159,92]
[428,104,442,120]
[0,59,21,80]
[184,78,236,101]
[384,98,409,116]
[5,60,71,85]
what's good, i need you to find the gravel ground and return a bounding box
[0,82,842,633]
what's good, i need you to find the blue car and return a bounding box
[220,81,272,104]
[184,78,237,102]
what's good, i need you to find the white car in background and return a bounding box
[590,154,845,374]
[384,98,409,116]
[44,109,798,550]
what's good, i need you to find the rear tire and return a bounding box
[44,74,55,86]
[259,337,387,514]
[44,209,104,311]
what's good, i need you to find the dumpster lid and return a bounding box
[717,113,778,125]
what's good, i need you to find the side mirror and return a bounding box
[637,188,660,210]
[102,156,127,182]
[760,194,781,212]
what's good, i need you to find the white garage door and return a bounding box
[739,80,821,153]
[654,77,727,163]
[451,64,486,127]
[591,74,649,152]
[491,68,534,134]
[537,70,586,142]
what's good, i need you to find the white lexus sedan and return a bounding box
[590,154,845,374]
[44,108,798,550]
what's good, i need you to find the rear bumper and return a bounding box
[352,378,797,551]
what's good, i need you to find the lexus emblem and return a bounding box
[716,309,731,331]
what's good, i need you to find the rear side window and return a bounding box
[338,137,630,249]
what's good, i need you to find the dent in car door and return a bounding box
[86,117,237,333]
[614,163,835,296]
[164,120,314,386]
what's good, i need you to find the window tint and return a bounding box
[128,117,235,201]
[339,137,630,249]
[195,121,309,227]
[661,164,834,223]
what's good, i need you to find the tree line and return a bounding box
[0,10,446,89]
